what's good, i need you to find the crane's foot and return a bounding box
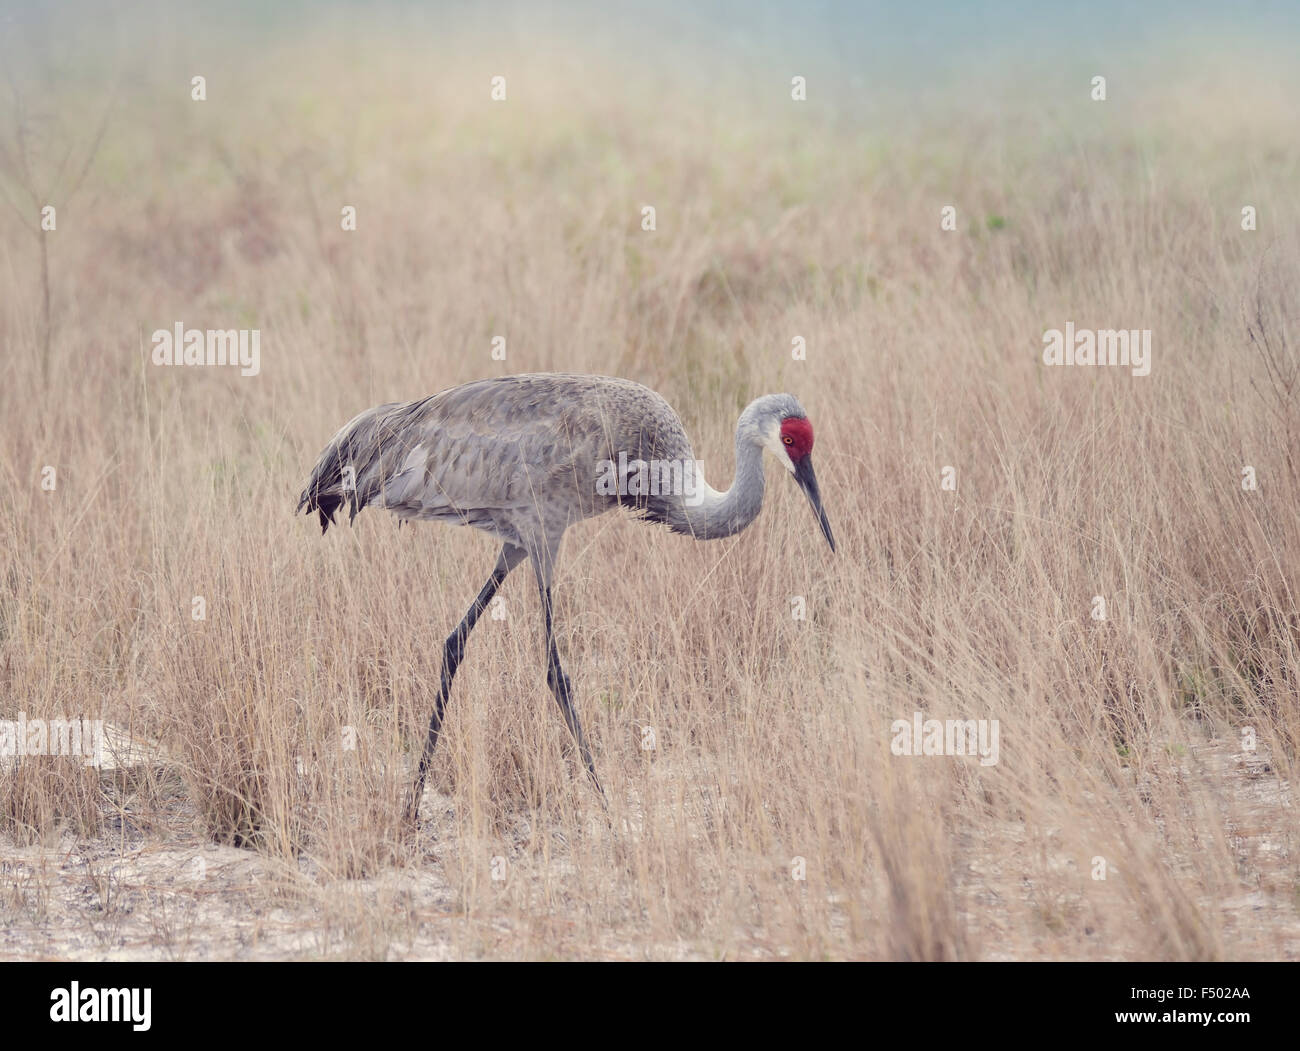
[402,785,425,834]
[589,770,609,809]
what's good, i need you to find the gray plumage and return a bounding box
[297,373,834,821]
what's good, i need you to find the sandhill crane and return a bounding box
[297,373,835,822]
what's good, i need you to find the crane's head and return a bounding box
[745,394,836,553]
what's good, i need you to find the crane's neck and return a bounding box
[659,416,767,540]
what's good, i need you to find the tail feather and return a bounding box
[297,402,404,533]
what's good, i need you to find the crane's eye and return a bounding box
[782,436,794,445]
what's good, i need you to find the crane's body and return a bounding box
[298,373,834,822]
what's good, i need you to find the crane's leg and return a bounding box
[531,558,606,804]
[407,543,527,823]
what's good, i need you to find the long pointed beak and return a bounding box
[793,456,836,552]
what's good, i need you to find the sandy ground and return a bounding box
[1,728,1293,961]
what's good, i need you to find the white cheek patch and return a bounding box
[764,424,797,474]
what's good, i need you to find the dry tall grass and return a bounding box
[1,7,1298,959]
